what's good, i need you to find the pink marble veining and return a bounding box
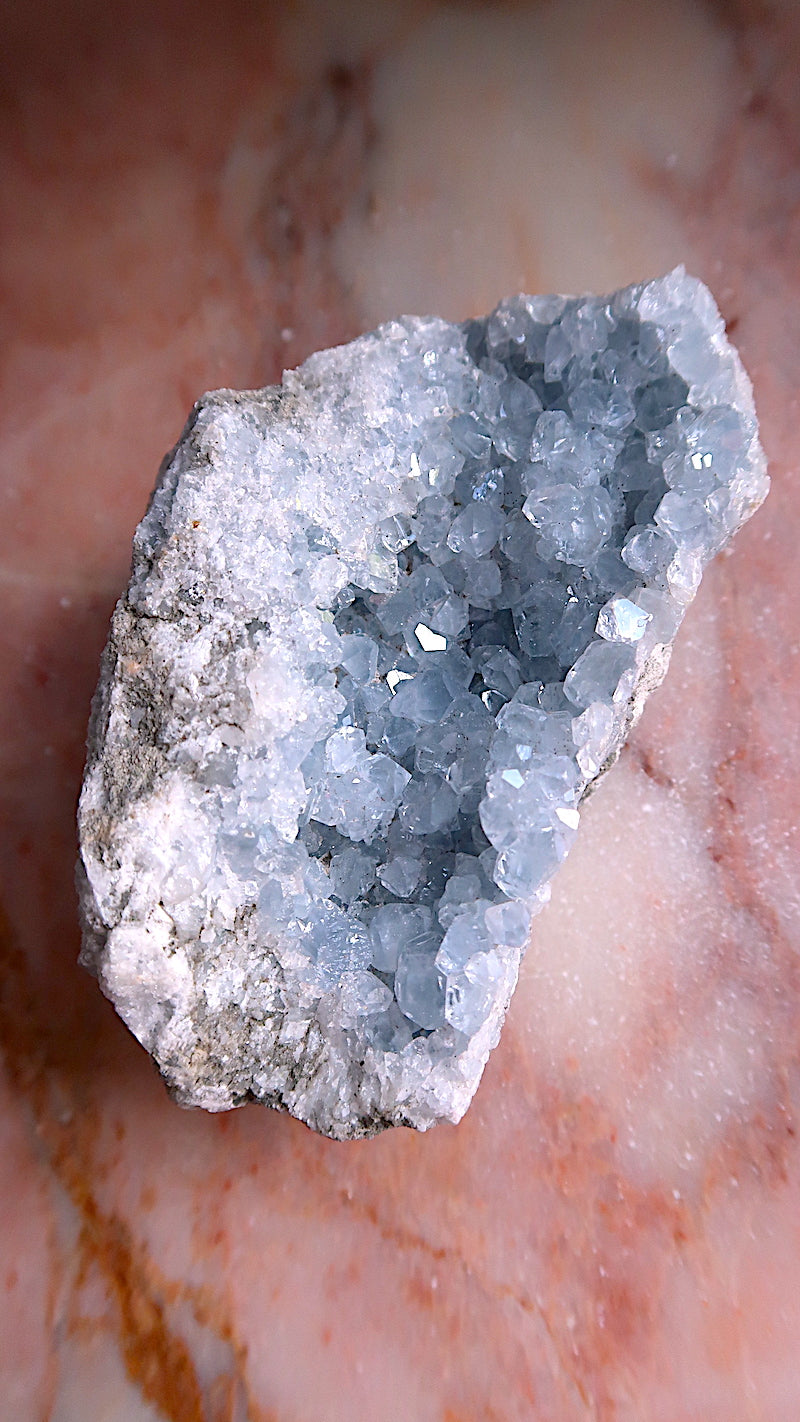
[1,2,799,1418]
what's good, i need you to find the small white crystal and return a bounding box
[414,622,448,653]
[596,597,652,644]
[386,668,413,693]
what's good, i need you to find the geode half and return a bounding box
[77,268,767,1139]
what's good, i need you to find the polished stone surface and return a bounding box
[1,0,799,1416]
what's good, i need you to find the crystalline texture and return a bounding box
[77,268,768,1139]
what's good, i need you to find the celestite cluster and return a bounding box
[77,269,767,1138]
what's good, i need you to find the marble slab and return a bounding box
[1,1,798,1417]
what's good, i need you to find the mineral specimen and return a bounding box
[77,268,768,1139]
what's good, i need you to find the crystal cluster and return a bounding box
[77,269,767,1138]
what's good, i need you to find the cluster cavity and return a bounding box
[260,274,763,1053]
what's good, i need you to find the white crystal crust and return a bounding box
[77,269,767,1139]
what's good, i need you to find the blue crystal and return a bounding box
[79,269,768,1138]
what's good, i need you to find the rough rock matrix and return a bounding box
[77,269,767,1139]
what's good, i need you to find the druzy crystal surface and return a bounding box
[77,269,767,1139]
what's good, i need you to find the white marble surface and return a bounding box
[1,1,799,1417]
